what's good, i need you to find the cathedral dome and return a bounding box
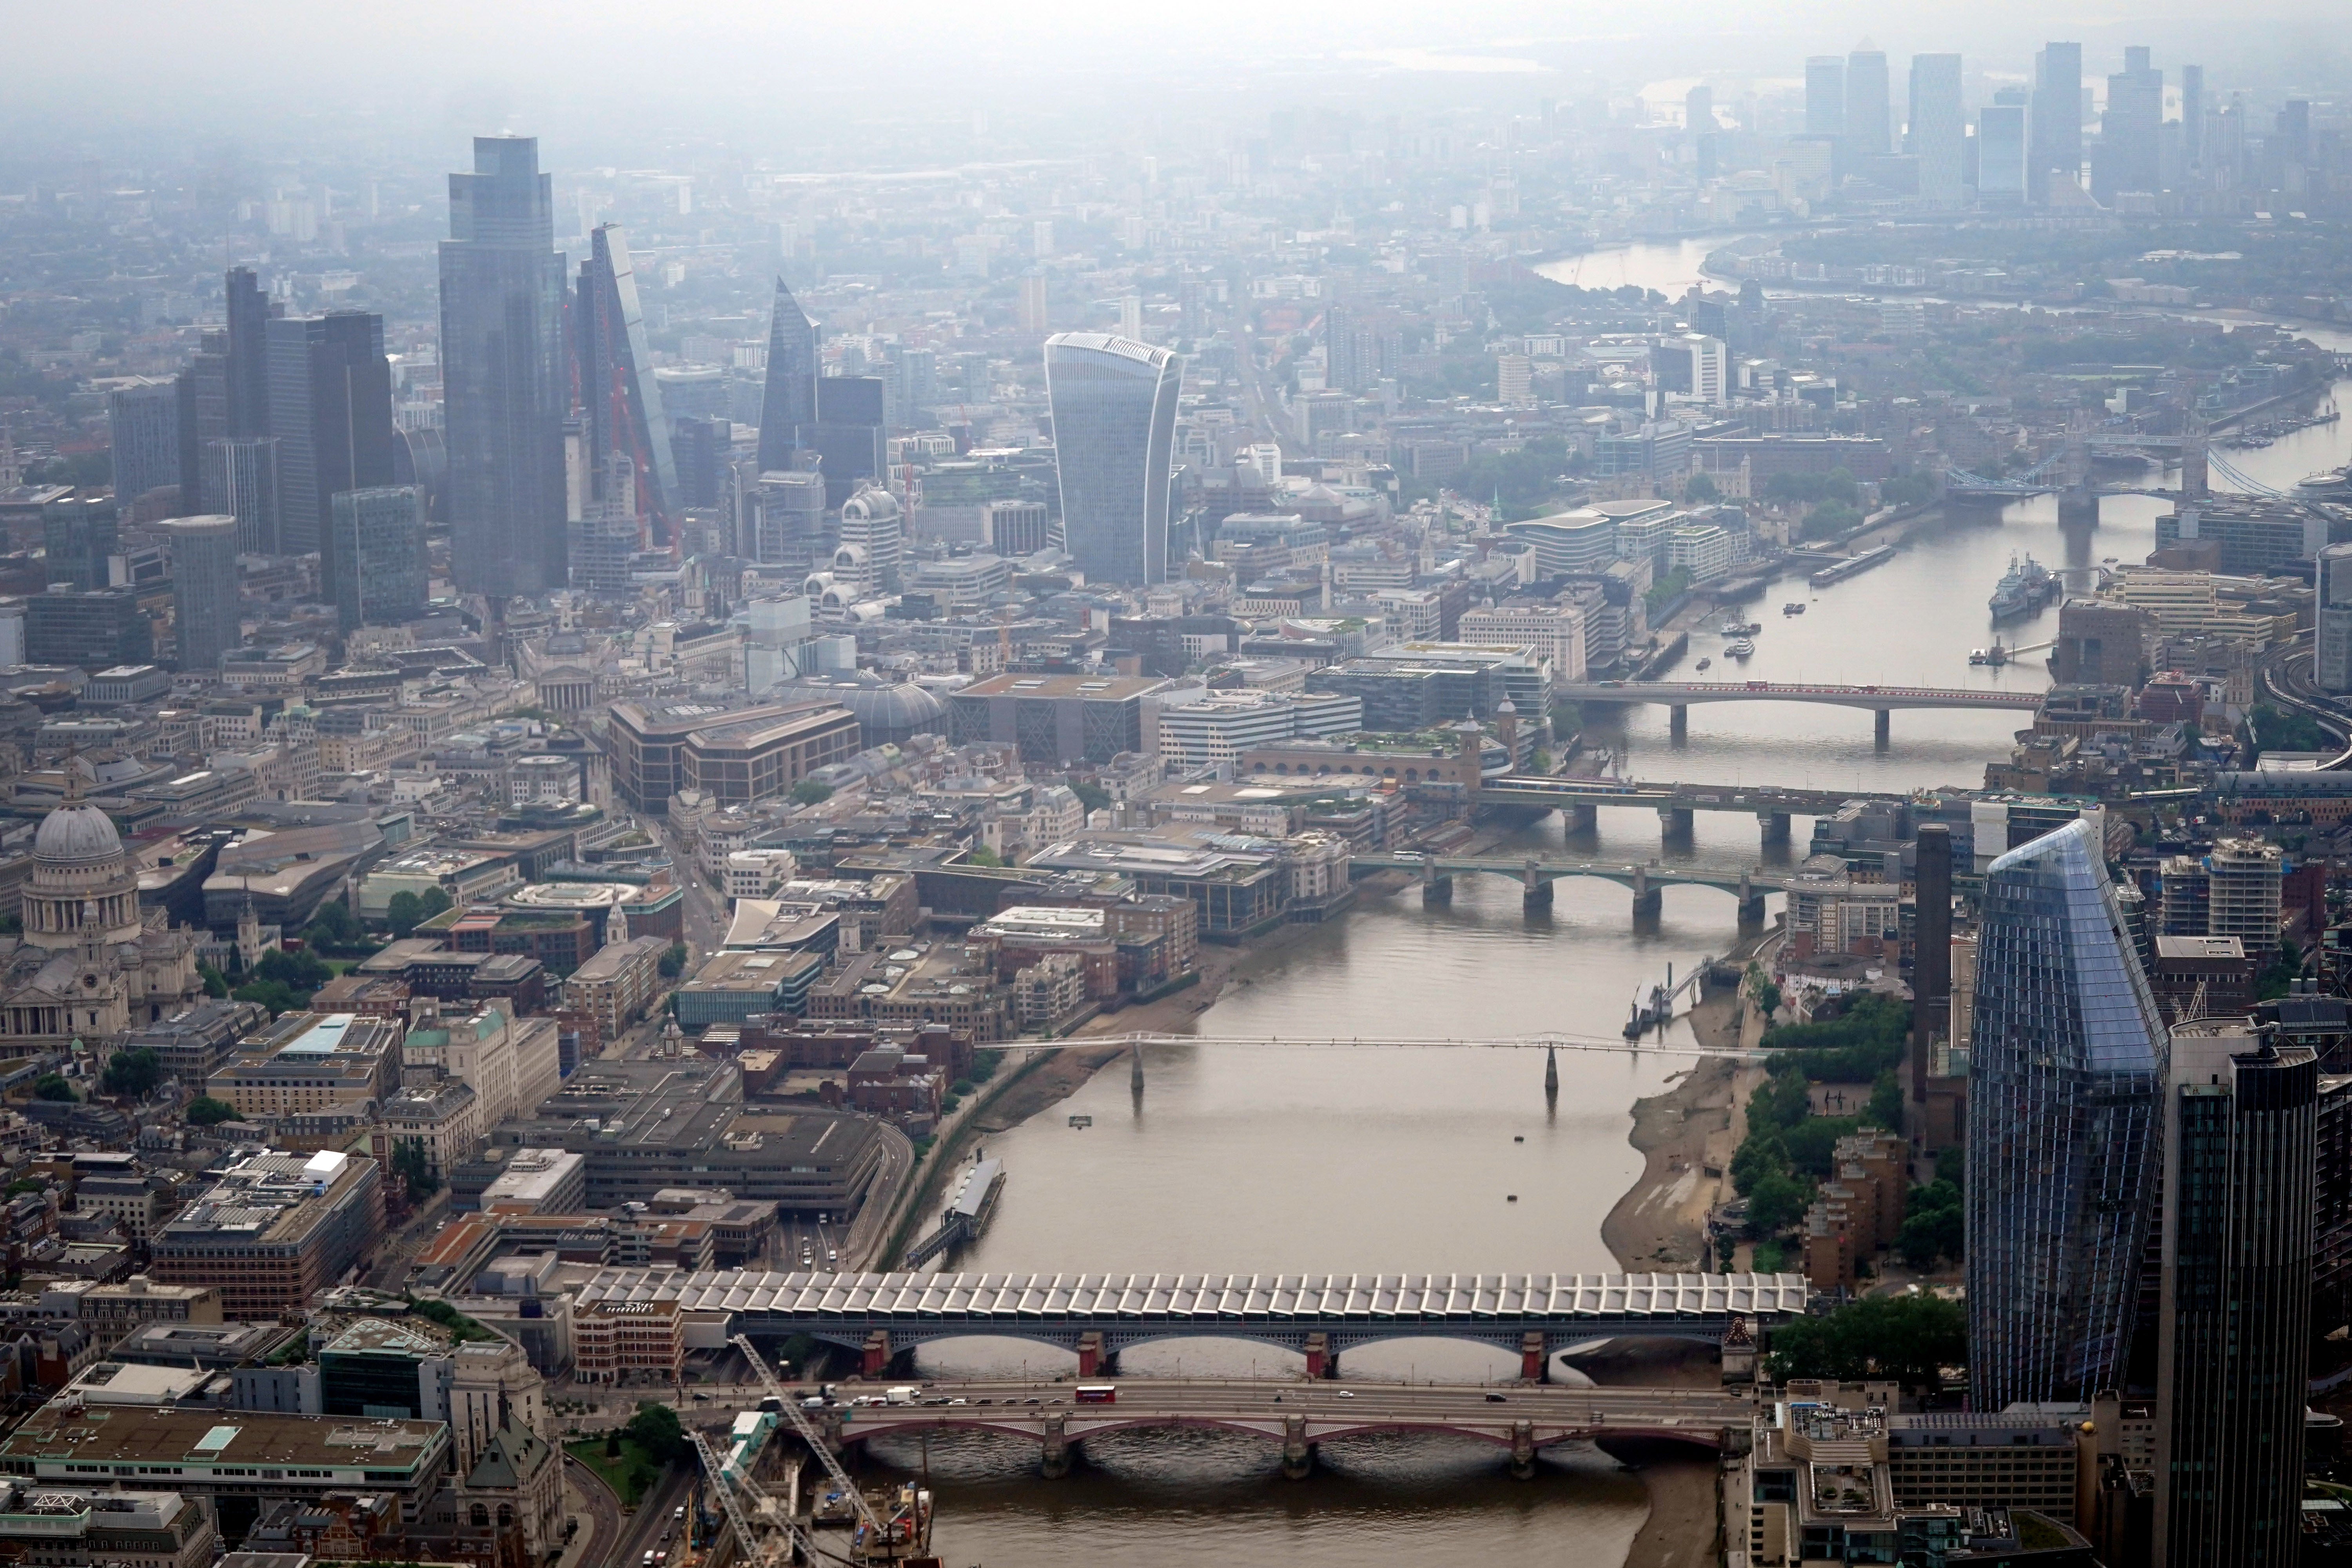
[34,804,123,868]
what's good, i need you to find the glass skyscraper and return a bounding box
[1967,817,2168,1409]
[757,278,820,473]
[264,310,392,561]
[575,225,678,545]
[329,486,429,633]
[157,514,240,673]
[440,136,567,599]
[1043,332,1181,586]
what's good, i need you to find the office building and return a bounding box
[156,514,240,672]
[570,450,641,596]
[807,376,888,509]
[756,278,821,473]
[2206,837,2283,946]
[329,485,429,632]
[403,999,562,1138]
[107,378,183,509]
[1909,54,1966,206]
[44,494,116,590]
[671,413,732,510]
[751,468,827,566]
[224,265,275,438]
[1044,332,1183,586]
[147,1148,386,1318]
[2097,47,2165,201]
[27,587,150,669]
[210,1011,405,1122]
[1685,84,1713,133]
[441,136,568,599]
[2180,65,2204,167]
[985,497,1052,556]
[2319,544,2352,694]
[198,434,281,553]
[1967,818,2167,1408]
[264,310,394,559]
[1651,334,1727,406]
[1979,104,2031,205]
[1805,55,1846,138]
[176,330,229,503]
[575,224,679,542]
[2031,42,2084,201]
[1846,49,1890,158]
[2154,1022,2316,1566]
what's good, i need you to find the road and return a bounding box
[2259,637,2352,757]
[603,1457,694,1568]
[671,1376,1749,1417]
[564,1455,624,1568]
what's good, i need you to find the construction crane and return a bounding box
[686,1426,815,1568]
[730,1334,886,1541]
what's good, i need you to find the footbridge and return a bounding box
[1562,679,2044,745]
[579,1269,1806,1374]
[811,1377,1757,1479]
[1354,850,1785,920]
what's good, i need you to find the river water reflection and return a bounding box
[900,255,2352,1565]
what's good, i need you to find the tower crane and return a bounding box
[730,1334,885,1541]
[686,1427,815,1568]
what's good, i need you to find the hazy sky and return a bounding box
[9,0,2347,155]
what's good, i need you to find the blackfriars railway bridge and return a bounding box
[580,1268,1806,1377]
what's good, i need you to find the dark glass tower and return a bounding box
[575,225,679,545]
[2031,42,2085,201]
[1967,817,2168,1408]
[440,136,567,599]
[1043,331,1182,586]
[224,265,276,439]
[329,486,429,633]
[2155,1024,2316,1567]
[265,311,393,561]
[756,278,820,473]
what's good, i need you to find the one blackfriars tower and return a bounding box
[1966,817,2167,1408]
[1043,332,1182,586]
[440,136,567,599]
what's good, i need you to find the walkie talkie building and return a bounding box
[1967,817,2169,1408]
[1043,332,1181,586]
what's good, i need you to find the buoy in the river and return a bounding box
[1506,1194,1519,1202]
[1514,1135,1524,1143]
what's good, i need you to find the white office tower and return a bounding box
[836,485,904,594]
[743,595,815,690]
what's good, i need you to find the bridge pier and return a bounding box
[1631,866,1661,921]
[1041,1415,1071,1479]
[1759,810,1790,846]
[1304,1332,1332,1379]
[2058,486,2100,528]
[1659,806,1694,842]
[1521,1331,1549,1383]
[1077,1331,1105,1379]
[1669,704,1688,743]
[1737,871,1766,930]
[1564,803,1597,834]
[1421,871,1453,906]
[861,1330,890,1378]
[1544,1046,1559,1100]
[1510,1421,1538,1481]
[1522,859,1553,912]
[1282,1415,1315,1481]
[1130,1046,1144,1096]
[1872,709,1890,749]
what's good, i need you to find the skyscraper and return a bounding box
[1978,104,2031,206]
[2154,1022,2316,1567]
[1846,49,1891,158]
[106,379,183,509]
[569,452,640,597]
[2031,42,2085,201]
[1967,818,2168,1408]
[224,266,276,439]
[1043,332,1182,586]
[1685,83,1713,134]
[2317,543,2352,694]
[1908,54,1966,207]
[265,311,393,560]
[806,377,889,511]
[441,136,568,600]
[575,225,679,546]
[176,329,230,510]
[755,279,820,474]
[671,415,733,512]
[2180,65,2205,167]
[156,514,241,672]
[2096,47,2165,201]
[200,436,282,554]
[1804,56,1846,138]
[330,486,429,632]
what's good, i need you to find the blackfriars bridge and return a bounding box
[812,1377,1759,1479]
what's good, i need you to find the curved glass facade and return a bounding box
[1967,817,2168,1407]
[1044,332,1181,586]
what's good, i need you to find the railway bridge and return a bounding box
[1353,850,1786,920]
[1560,679,2044,746]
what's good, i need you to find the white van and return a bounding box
[884,1385,919,1406]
